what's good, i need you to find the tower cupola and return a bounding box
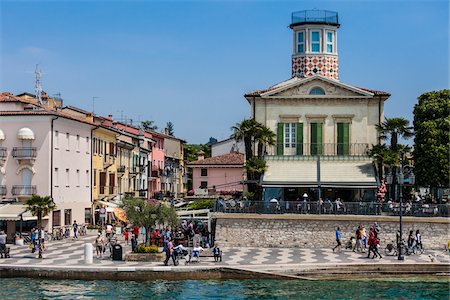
[290,10,340,80]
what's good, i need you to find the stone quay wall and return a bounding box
[214,214,450,250]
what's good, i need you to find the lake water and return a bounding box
[0,277,449,299]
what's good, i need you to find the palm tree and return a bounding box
[376,117,414,151]
[26,195,55,258]
[231,119,259,160]
[255,125,276,158]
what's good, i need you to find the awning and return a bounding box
[262,158,377,189]
[262,159,317,187]
[17,127,35,140]
[113,208,127,222]
[95,200,118,208]
[0,204,48,221]
[0,204,27,221]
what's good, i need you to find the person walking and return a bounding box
[367,227,375,258]
[73,220,78,240]
[353,226,363,253]
[94,233,104,258]
[164,237,176,266]
[362,226,367,251]
[30,227,37,253]
[415,229,422,250]
[332,227,342,252]
[372,236,382,259]
[124,229,129,245]
[0,230,6,258]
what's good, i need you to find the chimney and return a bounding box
[197,151,205,161]
[108,114,113,120]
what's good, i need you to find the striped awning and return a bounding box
[262,158,377,188]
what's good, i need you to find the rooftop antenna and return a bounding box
[34,64,43,104]
[92,96,99,114]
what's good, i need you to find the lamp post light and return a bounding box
[385,166,416,261]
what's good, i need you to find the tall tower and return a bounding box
[290,10,340,80]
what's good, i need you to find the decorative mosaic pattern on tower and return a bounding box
[292,55,338,79]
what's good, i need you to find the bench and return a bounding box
[186,250,222,263]
[0,246,10,258]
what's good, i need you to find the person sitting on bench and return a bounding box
[191,244,204,262]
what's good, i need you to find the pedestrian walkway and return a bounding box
[1,234,448,268]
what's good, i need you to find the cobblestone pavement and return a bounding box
[1,234,448,267]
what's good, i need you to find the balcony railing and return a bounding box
[139,190,147,198]
[291,10,339,26]
[0,147,6,159]
[214,200,450,218]
[99,186,118,195]
[0,185,6,196]
[266,143,369,157]
[117,165,126,173]
[12,147,37,159]
[12,185,36,196]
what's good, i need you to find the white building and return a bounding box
[0,93,94,241]
[211,138,244,157]
[244,10,390,204]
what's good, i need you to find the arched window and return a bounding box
[309,87,326,95]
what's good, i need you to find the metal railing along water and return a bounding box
[214,200,450,218]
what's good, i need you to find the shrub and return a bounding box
[87,224,100,230]
[134,245,159,253]
[187,199,214,210]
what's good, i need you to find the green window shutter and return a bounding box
[343,123,349,155]
[296,123,303,155]
[337,123,349,155]
[311,123,322,155]
[317,123,323,155]
[277,123,283,155]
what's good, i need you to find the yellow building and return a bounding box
[92,126,118,209]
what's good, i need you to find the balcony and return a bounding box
[290,10,339,27]
[139,190,147,198]
[0,147,6,159]
[0,185,6,196]
[266,143,369,158]
[117,165,126,173]
[12,147,37,159]
[12,185,37,196]
[103,155,115,169]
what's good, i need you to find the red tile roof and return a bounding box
[188,153,244,166]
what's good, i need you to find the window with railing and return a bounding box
[12,185,36,195]
[12,147,37,158]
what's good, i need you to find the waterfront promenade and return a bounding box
[0,233,448,271]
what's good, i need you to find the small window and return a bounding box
[201,168,208,177]
[326,31,334,53]
[54,168,59,187]
[76,135,80,151]
[297,31,305,53]
[200,181,208,189]
[86,137,90,153]
[76,169,80,187]
[85,208,91,224]
[64,209,72,226]
[309,87,326,95]
[86,170,89,187]
[65,169,70,187]
[311,31,321,52]
[55,131,59,149]
[66,133,70,150]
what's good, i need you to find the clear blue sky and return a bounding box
[1,0,448,144]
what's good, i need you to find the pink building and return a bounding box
[0,92,94,241]
[188,152,244,195]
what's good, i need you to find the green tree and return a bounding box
[231,119,275,199]
[166,121,174,136]
[141,120,158,131]
[376,117,414,152]
[120,197,178,245]
[255,125,276,158]
[413,90,450,197]
[26,195,55,258]
[231,119,260,160]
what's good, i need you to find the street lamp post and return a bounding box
[387,167,415,261]
[397,170,405,261]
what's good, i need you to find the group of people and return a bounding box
[333,223,383,259]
